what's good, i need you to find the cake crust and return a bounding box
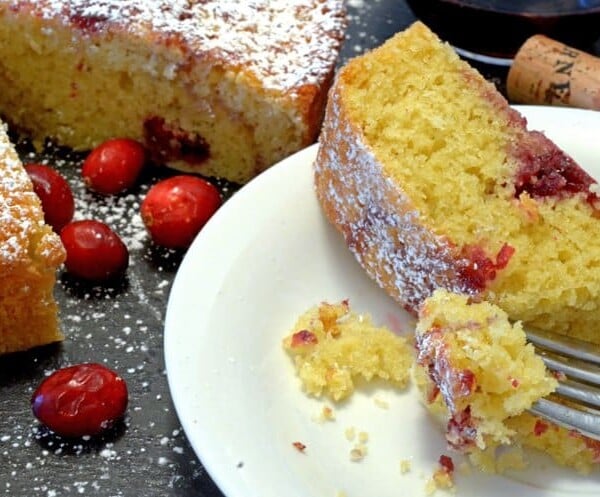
[315,80,475,314]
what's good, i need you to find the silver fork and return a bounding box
[526,327,600,440]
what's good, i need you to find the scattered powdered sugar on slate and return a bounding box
[0,136,212,495]
[342,0,416,59]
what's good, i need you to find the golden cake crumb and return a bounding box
[347,429,370,462]
[317,405,336,422]
[399,459,412,474]
[345,426,356,442]
[414,289,600,474]
[350,444,368,462]
[415,289,558,453]
[282,300,413,401]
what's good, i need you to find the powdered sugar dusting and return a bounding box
[0,124,36,263]
[27,0,347,91]
[314,77,473,315]
[0,124,61,268]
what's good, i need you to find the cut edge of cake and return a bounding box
[0,121,65,354]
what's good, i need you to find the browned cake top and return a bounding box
[9,0,347,92]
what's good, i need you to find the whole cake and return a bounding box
[314,21,600,344]
[0,0,347,184]
[0,122,65,354]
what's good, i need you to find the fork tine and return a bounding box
[555,378,600,409]
[524,326,600,439]
[536,348,600,386]
[526,327,600,365]
[529,398,600,441]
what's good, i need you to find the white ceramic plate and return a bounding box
[164,106,600,497]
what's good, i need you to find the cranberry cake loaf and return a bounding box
[314,21,600,343]
[0,122,65,354]
[0,1,346,184]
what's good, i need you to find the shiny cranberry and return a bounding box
[24,163,75,232]
[82,138,146,195]
[32,363,128,438]
[141,175,221,249]
[60,220,129,281]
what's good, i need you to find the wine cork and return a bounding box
[507,35,600,110]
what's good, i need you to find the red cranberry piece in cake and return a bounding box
[513,131,598,203]
[458,243,515,292]
[68,13,108,33]
[290,330,319,347]
[32,363,128,438]
[143,117,210,166]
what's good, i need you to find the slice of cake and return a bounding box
[314,21,600,344]
[314,21,600,473]
[0,0,347,184]
[0,123,65,354]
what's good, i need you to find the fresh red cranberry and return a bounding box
[24,163,75,232]
[60,220,129,281]
[141,175,221,249]
[31,363,128,438]
[82,138,146,195]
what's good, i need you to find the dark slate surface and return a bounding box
[1,2,598,496]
